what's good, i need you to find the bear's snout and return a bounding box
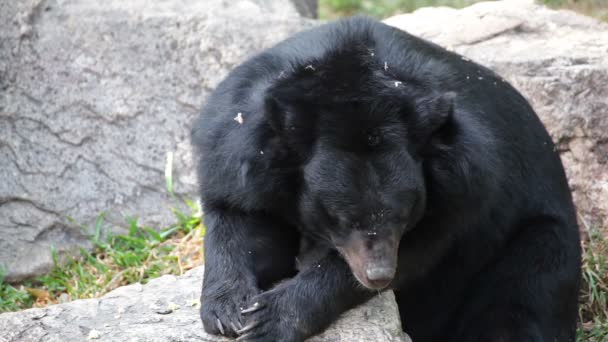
[337,230,400,290]
[364,265,396,289]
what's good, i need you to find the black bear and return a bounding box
[191,17,581,342]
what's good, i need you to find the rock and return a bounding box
[0,0,316,281]
[0,266,411,342]
[385,0,608,233]
[291,0,318,18]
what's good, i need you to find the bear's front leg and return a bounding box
[236,251,375,342]
[200,208,300,337]
[199,209,261,337]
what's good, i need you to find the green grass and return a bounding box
[542,0,608,21]
[0,201,204,313]
[0,272,35,312]
[319,0,608,21]
[320,0,483,19]
[577,221,608,341]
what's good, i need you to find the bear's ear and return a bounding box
[412,91,456,148]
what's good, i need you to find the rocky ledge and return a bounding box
[0,267,411,342]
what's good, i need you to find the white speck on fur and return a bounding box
[260,150,264,155]
[466,75,470,80]
[394,81,402,87]
[87,330,101,340]
[384,62,388,71]
[305,65,315,71]
[478,76,484,80]
[234,112,244,124]
[461,56,470,61]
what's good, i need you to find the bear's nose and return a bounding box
[365,267,394,288]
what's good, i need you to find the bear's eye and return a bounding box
[367,132,381,147]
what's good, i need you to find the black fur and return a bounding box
[192,17,581,342]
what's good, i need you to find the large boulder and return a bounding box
[385,0,608,234]
[0,266,411,342]
[0,0,316,282]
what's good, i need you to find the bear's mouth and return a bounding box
[336,231,400,290]
[350,266,395,290]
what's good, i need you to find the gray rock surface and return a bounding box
[0,0,316,282]
[0,266,411,342]
[291,0,318,18]
[385,0,608,233]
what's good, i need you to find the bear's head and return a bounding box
[264,46,455,290]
